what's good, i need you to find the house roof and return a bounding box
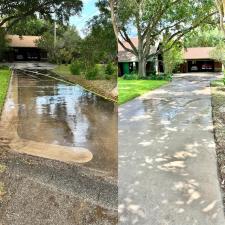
[6,35,40,48]
[118,36,216,62]
[183,47,215,60]
[118,37,159,62]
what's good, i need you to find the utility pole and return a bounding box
[54,21,57,49]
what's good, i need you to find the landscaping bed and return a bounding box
[0,67,11,114]
[53,65,117,102]
[211,79,225,206]
[118,78,168,104]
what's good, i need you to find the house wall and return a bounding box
[118,61,157,76]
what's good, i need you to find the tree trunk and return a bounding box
[109,0,118,41]
[137,37,147,77]
[138,57,146,77]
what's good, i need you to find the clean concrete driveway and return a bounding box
[119,73,225,225]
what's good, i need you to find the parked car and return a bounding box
[191,65,198,71]
[16,54,24,60]
[202,64,212,70]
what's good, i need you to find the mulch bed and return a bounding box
[52,71,117,102]
[211,80,225,208]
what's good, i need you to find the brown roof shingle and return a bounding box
[6,35,40,48]
[183,47,215,59]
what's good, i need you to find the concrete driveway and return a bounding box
[0,61,57,70]
[119,73,225,225]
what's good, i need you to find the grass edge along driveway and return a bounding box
[0,67,11,113]
[119,78,169,105]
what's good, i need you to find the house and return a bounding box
[5,35,47,61]
[118,37,163,76]
[180,47,222,72]
[118,38,223,75]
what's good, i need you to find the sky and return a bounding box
[69,0,99,37]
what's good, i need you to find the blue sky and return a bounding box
[69,0,99,37]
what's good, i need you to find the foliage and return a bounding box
[36,26,81,64]
[81,0,117,65]
[215,0,225,37]
[184,27,223,47]
[85,65,100,80]
[0,29,8,61]
[105,63,117,75]
[0,0,82,28]
[148,73,173,81]
[163,43,184,74]
[123,73,139,80]
[8,17,50,36]
[210,41,225,65]
[70,61,83,75]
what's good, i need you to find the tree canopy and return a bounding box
[36,25,81,64]
[184,27,224,47]
[0,0,83,29]
[80,0,117,64]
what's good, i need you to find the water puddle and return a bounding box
[1,70,117,177]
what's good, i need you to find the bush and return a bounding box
[123,73,139,80]
[96,64,106,79]
[105,63,116,76]
[70,61,83,75]
[85,65,99,80]
[148,72,172,81]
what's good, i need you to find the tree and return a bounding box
[36,25,81,64]
[0,28,8,61]
[111,0,216,77]
[163,42,184,74]
[215,0,225,36]
[7,17,50,36]
[0,0,83,29]
[184,27,223,47]
[80,0,117,65]
[210,41,225,66]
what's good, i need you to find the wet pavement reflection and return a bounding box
[16,72,117,176]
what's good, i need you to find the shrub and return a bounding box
[105,63,117,75]
[96,64,106,80]
[85,65,99,80]
[70,61,83,75]
[148,72,172,81]
[123,73,139,80]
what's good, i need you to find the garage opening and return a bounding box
[188,60,215,72]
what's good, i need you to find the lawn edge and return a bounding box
[0,67,12,117]
[119,80,170,105]
[211,79,225,208]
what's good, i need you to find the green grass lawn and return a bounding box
[0,67,11,113]
[119,78,168,104]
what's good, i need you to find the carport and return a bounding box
[180,47,222,73]
[5,35,47,61]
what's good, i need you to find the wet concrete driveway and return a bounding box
[2,70,117,177]
[119,73,225,225]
